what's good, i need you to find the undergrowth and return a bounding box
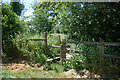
[2,33,120,78]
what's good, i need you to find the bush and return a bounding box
[63,43,120,76]
[50,63,64,72]
[3,32,61,66]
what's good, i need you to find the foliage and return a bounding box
[34,2,120,42]
[30,14,52,33]
[13,33,46,63]
[10,2,24,16]
[2,3,25,40]
[50,63,64,72]
[63,43,120,76]
[10,32,61,65]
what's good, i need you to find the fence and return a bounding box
[26,32,120,62]
[61,40,120,59]
[2,32,120,64]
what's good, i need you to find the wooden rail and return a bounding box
[62,41,120,46]
[46,57,60,62]
[60,39,120,62]
[47,45,60,48]
[27,39,45,41]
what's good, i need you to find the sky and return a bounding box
[2,0,37,17]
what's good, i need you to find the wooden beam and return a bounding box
[46,57,60,62]
[27,39,45,41]
[63,41,120,46]
[63,41,100,45]
[104,42,120,46]
[47,45,60,48]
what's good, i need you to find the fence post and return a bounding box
[61,39,66,61]
[100,41,104,55]
[44,32,47,55]
[58,35,61,45]
[60,44,63,64]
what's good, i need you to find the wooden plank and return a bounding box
[47,45,60,48]
[46,57,60,62]
[27,39,45,41]
[48,52,60,55]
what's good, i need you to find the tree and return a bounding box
[33,2,120,42]
[10,2,24,16]
[2,3,24,40]
[66,2,120,42]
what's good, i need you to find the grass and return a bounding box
[2,68,65,78]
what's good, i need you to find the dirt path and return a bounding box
[2,58,101,78]
[2,58,45,72]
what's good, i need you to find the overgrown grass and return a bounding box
[2,68,64,78]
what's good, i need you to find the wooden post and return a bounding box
[62,39,66,61]
[100,41,104,55]
[60,44,63,63]
[58,35,61,45]
[44,32,47,55]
